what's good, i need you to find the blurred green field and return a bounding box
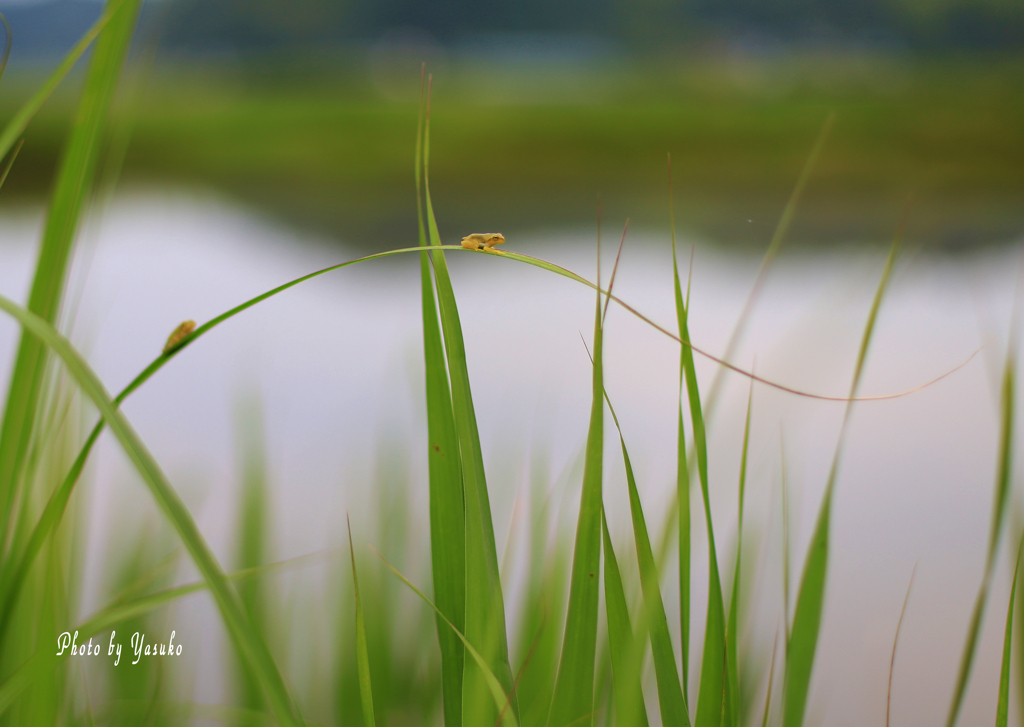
[2,54,1022,250]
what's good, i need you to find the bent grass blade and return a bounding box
[376,551,519,727]
[0,231,970,662]
[0,294,302,727]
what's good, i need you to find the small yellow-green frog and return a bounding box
[460,233,506,254]
[163,320,196,354]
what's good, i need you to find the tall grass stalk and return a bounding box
[421,78,519,724]
[945,342,1015,727]
[0,0,141,550]
[416,64,466,727]
[782,227,902,727]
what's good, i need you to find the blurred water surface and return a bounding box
[0,190,1022,723]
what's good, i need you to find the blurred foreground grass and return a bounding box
[1,54,1021,249]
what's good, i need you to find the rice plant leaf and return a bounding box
[416,67,466,727]
[0,0,124,164]
[945,346,1015,727]
[672,250,728,727]
[421,81,517,724]
[377,551,519,727]
[0,651,45,717]
[0,13,11,86]
[79,547,331,641]
[0,422,100,643]
[726,380,755,727]
[783,232,901,727]
[622,434,690,726]
[348,516,377,727]
[668,156,692,699]
[0,0,139,549]
[0,294,302,727]
[0,139,23,193]
[234,402,271,712]
[599,383,689,727]
[601,510,650,727]
[652,117,833,607]
[0,548,328,719]
[547,242,604,727]
[760,632,780,727]
[997,534,1024,727]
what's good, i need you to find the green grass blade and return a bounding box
[0,294,302,727]
[654,117,833,586]
[0,13,11,86]
[0,245,480,639]
[601,511,649,727]
[547,241,604,727]
[946,346,1015,727]
[416,67,466,727]
[235,403,271,712]
[672,252,728,727]
[886,570,914,727]
[997,534,1024,727]
[760,632,780,727]
[0,548,328,719]
[726,380,755,727]
[0,139,23,193]
[620,434,690,726]
[0,0,139,548]
[0,1,123,164]
[884,573,917,724]
[781,438,791,650]
[600,384,688,727]
[668,155,692,699]
[0,422,100,644]
[702,113,835,418]
[377,551,519,727]
[783,232,902,727]
[422,81,517,724]
[348,516,377,727]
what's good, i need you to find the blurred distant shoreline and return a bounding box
[0,0,1020,251]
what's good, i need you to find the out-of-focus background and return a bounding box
[0,1,1022,725]
[0,0,1021,249]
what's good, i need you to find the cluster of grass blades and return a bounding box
[0,9,1020,727]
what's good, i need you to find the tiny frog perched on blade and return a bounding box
[461,233,506,254]
[163,320,196,354]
